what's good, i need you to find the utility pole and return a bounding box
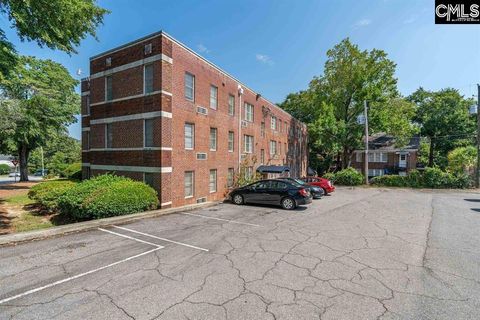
[364,100,369,185]
[476,84,480,188]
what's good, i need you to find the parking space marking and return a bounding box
[98,228,164,248]
[113,225,209,252]
[178,212,261,227]
[0,247,161,305]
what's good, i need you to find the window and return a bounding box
[284,143,287,155]
[228,94,235,116]
[144,173,155,188]
[106,57,111,67]
[227,168,235,187]
[105,76,113,101]
[105,123,113,148]
[244,102,254,122]
[144,119,154,147]
[270,140,277,155]
[210,128,217,151]
[144,64,154,94]
[144,43,152,55]
[85,132,90,150]
[185,123,194,149]
[271,181,288,191]
[368,169,384,177]
[244,166,253,179]
[261,122,265,137]
[184,171,194,198]
[368,152,387,163]
[271,116,277,130]
[278,141,282,154]
[278,120,282,132]
[228,131,234,152]
[260,149,265,164]
[210,85,218,109]
[184,73,195,101]
[209,169,217,193]
[244,135,253,153]
[85,95,90,115]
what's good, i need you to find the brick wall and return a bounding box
[82,31,308,209]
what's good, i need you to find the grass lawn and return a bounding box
[2,192,54,233]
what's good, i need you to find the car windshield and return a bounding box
[292,178,306,185]
[283,179,303,187]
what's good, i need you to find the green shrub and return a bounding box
[58,174,159,220]
[371,175,409,187]
[28,180,77,211]
[63,163,82,180]
[0,164,10,175]
[323,172,335,181]
[332,167,364,186]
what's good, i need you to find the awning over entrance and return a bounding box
[256,165,290,174]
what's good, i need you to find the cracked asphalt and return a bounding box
[0,187,479,320]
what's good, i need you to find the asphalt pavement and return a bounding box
[0,187,479,319]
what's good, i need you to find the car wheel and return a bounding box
[281,197,296,210]
[232,194,244,205]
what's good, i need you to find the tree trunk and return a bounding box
[18,145,30,182]
[336,152,341,171]
[428,138,434,167]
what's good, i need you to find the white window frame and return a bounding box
[105,123,112,148]
[260,149,265,164]
[209,169,217,193]
[368,152,388,163]
[244,103,254,122]
[228,94,235,116]
[227,168,234,188]
[85,95,90,116]
[356,152,362,163]
[210,85,218,109]
[270,140,277,155]
[185,123,194,150]
[144,64,154,94]
[144,118,154,148]
[184,171,194,198]
[244,135,253,153]
[210,128,217,151]
[185,72,195,101]
[228,131,234,152]
[271,116,277,130]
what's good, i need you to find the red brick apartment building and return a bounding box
[81,31,308,209]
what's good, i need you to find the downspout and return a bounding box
[237,85,244,171]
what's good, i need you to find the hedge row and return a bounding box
[28,174,159,219]
[324,167,364,186]
[371,168,472,189]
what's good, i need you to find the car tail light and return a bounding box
[299,188,308,197]
[328,181,332,187]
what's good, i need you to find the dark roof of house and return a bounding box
[366,133,420,151]
[0,154,13,161]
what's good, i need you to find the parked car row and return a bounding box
[229,176,335,210]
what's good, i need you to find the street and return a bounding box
[0,187,479,320]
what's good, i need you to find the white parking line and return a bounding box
[178,212,261,227]
[98,228,163,248]
[113,225,209,252]
[0,247,161,305]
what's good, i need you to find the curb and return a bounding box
[0,201,219,246]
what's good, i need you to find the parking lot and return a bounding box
[0,187,479,320]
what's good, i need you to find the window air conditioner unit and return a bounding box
[241,120,248,128]
[196,153,207,160]
[196,106,208,115]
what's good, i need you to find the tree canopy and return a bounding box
[0,56,79,180]
[0,0,108,79]
[408,87,475,168]
[280,38,417,172]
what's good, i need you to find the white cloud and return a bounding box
[197,44,210,53]
[255,54,274,66]
[354,19,372,28]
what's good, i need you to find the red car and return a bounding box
[302,176,335,195]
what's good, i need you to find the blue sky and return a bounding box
[1,0,479,140]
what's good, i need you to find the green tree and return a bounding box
[447,146,477,175]
[280,38,416,172]
[0,56,79,181]
[0,0,108,79]
[29,132,81,175]
[409,88,475,168]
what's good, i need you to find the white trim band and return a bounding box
[90,54,172,79]
[90,111,170,125]
[89,164,172,173]
[90,90,172,107]
[160,147,173,151]
[81,91,90,96]
[160,201,172,206]
[89,147,162,152]
[82,163,91,167]
[82,127,90,132]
